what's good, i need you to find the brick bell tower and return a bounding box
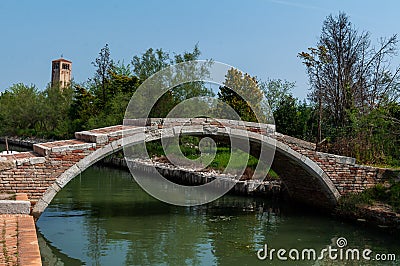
[51,57,72,89]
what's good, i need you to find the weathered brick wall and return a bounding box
[275,134,388,195]
[0,149,94,201]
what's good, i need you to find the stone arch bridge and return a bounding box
[0,118,390,218]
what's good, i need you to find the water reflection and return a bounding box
[38,231,82,266]
[37,166,399,266]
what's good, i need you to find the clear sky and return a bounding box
[1,0,399,100]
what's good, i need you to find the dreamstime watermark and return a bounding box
[256,237,397,262]
[123,60,275,206]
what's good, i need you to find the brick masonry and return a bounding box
[0,118,395,218]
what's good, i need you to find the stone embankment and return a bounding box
[0,193,41,265]
[101,156,282,198]
[336,202,400,231]
[0,137,45,150]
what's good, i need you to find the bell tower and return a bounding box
[51,58,72,89]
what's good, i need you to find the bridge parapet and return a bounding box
[123,118,276,135]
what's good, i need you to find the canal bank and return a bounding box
[0,193,41,265]
[100,156,282,199]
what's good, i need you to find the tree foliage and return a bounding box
[299,12,400,165]
[92,44,114,106]
[0,83,73,138]
[217,68,265,122]
[274,96,315,140]
[0,44,215,139]
[41,84,74,137]
[260,79,296,113]
[299,12,400,129]
[131,44,213,118]
[0,84,43,135]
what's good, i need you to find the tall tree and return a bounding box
[299,12,400,164]
[92,44,114,105]
[41,84,73,137]
[108,61,140,95]
[69,85,97,131]
[274,96,315,140]
[299,12,400,131]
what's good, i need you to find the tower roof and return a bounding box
[52,58,72,63]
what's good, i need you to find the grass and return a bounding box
[145,137,279,180]
[185,147,258,171]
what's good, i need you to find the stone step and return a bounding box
[0,200,30,214]
[33,139,96,157]
[75,125,143,144]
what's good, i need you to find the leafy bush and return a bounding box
[337,181,400,213]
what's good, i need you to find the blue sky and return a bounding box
[0,0,399,100]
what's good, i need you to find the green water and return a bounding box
[35,166,400,265]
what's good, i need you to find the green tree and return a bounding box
[132,48,171,82]
[299,12,400,130]
[274,96,315,140]
[217,68,265,122]
[299,12,400,164]
[131,45,213,117]
[0,83,43,135]
[41,84,74,138]
[260,79,295,113]
[92,44,114,106]
[69,85,97,131]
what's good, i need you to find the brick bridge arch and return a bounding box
[0,118,387,218]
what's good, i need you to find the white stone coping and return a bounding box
[316,151,356,165]
[33,141,96,156]
[123,118,276,131]
[15,156,46,166]
[0,200,30,214]
[0,152,46,166]
[76,127,144,144]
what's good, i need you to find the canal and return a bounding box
[35,166,399,265]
